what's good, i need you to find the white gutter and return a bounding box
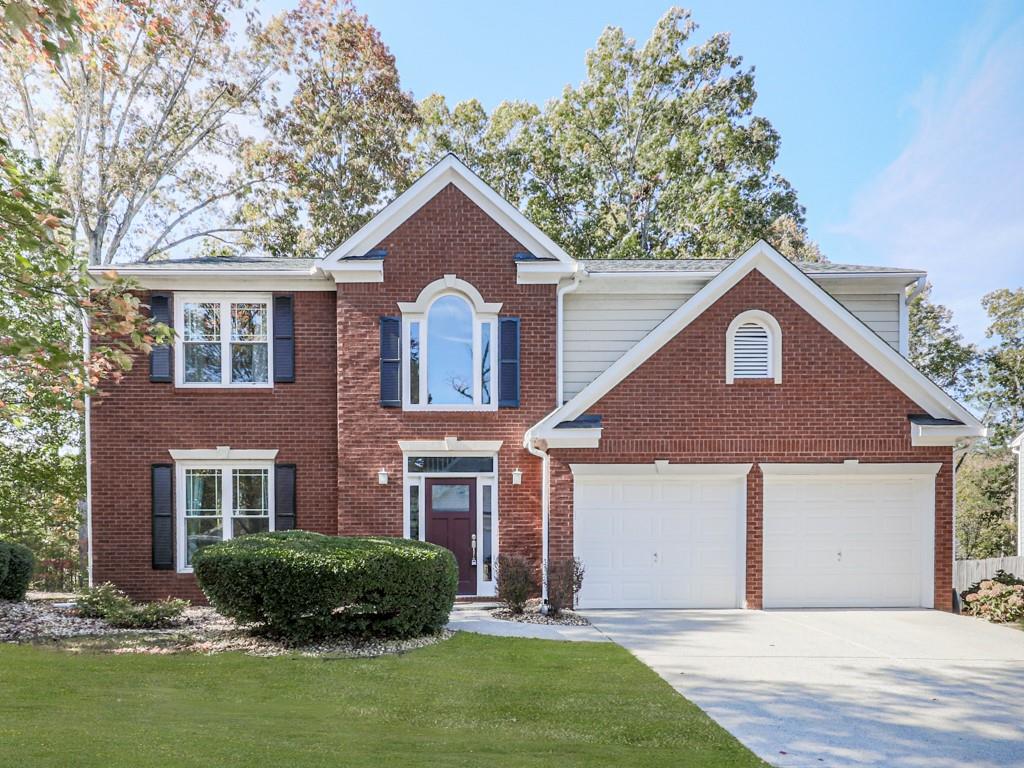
[525,437,550,605]
[555,266,583,406]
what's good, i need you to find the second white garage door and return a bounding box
[762,465,937,609]
[573,468,747,609]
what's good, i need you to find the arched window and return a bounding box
[399,275,501,410]
[726,310,782,383]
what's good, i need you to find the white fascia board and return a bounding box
[570,462,752,477]
[760,461,942,478]
[532,240,982,436]
[573,270,920,296]
[398,438,504,453]
[516,261,577,284]
[169,447,279,461]
[537,428,602,449]
[320,154,577,270]
[910,423,988,446]
[321,259,384,283]
[87,266,334,292]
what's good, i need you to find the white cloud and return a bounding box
[834,12,1024,343]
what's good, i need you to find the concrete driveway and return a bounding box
[586,609,1024,768]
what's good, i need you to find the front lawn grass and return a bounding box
[0,632,766,767]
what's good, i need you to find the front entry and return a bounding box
[425,477,477,595]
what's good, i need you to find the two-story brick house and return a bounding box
[87,154,984,610]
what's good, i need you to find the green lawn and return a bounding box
[0,632,766,767]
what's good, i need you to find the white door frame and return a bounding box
[760,462,940,609]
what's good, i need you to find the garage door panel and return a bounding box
[574,474,744,609]
[764,474,931,608]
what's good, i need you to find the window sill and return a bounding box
[727,377,780,386]
[174,386,276,393]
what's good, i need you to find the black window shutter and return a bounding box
[273,295,295,383]
[380,316,402,407]
[274,464,296,531]
[151,464,174,570]
[498,317,520,408]
[149,294,172,383]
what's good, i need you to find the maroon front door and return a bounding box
[425,477,477,595]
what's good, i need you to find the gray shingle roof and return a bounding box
[111,257,317,272]
[578,259,924,275]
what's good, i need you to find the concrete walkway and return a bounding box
[587,609,1024,768]
[447,604,609,642]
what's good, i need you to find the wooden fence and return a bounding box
[954,555,1024,594]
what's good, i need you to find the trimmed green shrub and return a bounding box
[496,553,537,614]
[547,556,585,615]
[193,531,458,643]
[76,583,188,628]
[0,541,35,601]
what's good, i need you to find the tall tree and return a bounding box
[978,288,1024,444]
[908,283,979,402]
[955,449,1017,559]
[0,0,281,265]
[413,8,802,260]
[239,0,418,257]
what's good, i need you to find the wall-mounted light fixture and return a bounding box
[378,468,389,485]
[511,468,523,485]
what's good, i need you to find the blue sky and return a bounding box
[273,0,1024,343]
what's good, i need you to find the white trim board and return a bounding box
[169,447,279,461]
[759,462,943,477]
[570,462,753,477]
[530,241,984,442]
[398,438,504,453]
[319,154,577,282]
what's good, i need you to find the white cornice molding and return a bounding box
[570,462,753,477]
[398,437,504,453]
[759,461,942,477]
[168,447,279,461]
[397,274,502,315]
[88,267,334,292]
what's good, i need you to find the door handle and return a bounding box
[471,534,478,566]
[653,551,659,564]
[837,549,842,562]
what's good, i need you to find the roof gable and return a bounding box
[318,154,577,279]
[530,240,983,440]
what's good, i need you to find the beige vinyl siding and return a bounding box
[562,287,903,401]
[563,292,692,399]
[825,291,901,350]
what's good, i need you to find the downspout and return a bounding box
[525,433,550,606]
[82,309,94,588]
[556,266,583,407]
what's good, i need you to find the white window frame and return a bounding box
[726,309,783,384]
[402,450,499,597]
[175,460,275,573]
[398,276,501,411]
[174,292,274,388]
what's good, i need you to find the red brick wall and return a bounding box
[548,270,954,610]
[336,183,556,573]
[90,291,338,602]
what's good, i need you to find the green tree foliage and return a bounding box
[955,449,1017,559]
[0,0,281,265]
[908,282,979,401]
[978,288,1024,445]
[239,0,418,257]
[413,8,804,260]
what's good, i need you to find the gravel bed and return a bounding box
[490,602,590,626]
[1,599,452,657]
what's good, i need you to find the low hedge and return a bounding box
[193,531,458,643]
[0,540,35,601]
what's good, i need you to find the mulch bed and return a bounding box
[0,598,452,658]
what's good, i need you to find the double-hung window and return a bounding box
[177,462,273,571]
[176,294,272,387]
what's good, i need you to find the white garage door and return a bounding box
[573,469,746,609]
[763,468,936,608]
